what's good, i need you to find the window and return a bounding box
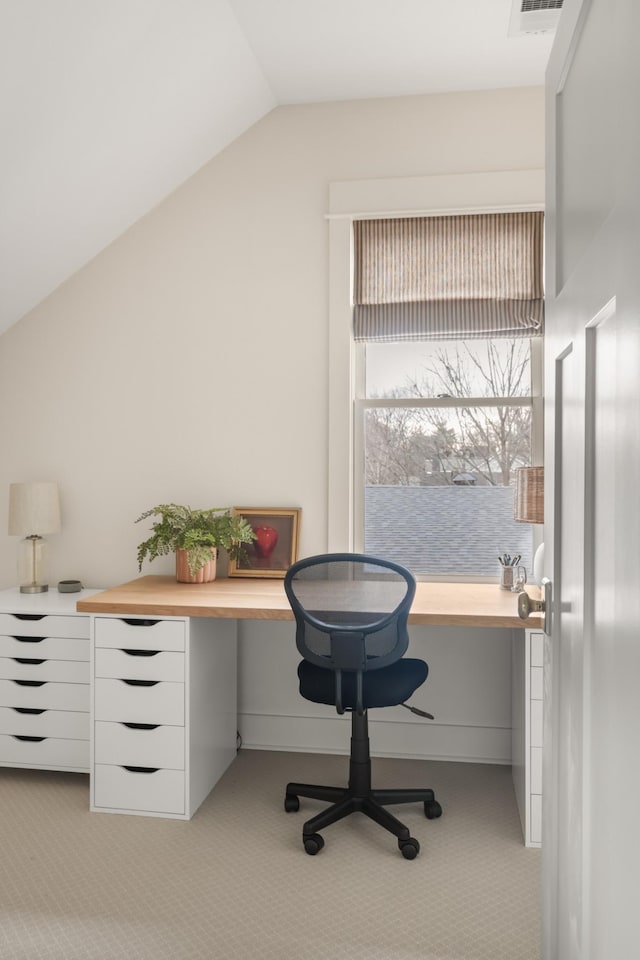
[350,210,544,579]
[354,336,542,578]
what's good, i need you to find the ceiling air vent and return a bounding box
[508,0,564,36]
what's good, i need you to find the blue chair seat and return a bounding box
[298,658,428,710]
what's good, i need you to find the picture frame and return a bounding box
[228,508,301,578]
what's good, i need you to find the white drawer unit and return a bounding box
[0,734,89,769]
[512,628,544,848]
[95,617,185,652]
[0,587,101,773]
[0,612,90,640]
[0,657,89,683]
[90,614,237,820]
[93,763,186,816]
[0,635,89,660]
[95,647,185,683]
[0,706,88,740]
[94,678,185,725]
[94,721,184,769]
[0,679,90,713]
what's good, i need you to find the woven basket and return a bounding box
[514,467,544,523]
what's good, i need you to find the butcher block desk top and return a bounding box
[77,575,541,629]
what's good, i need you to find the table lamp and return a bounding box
[513,466,544,582]
[8,482,61,593]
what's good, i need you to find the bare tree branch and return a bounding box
[365,340,531,486]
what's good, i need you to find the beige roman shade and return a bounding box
[352,211,544,341]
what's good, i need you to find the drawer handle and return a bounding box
[12,614,46,622]
[121,619,160,627]
[13,679,46,687]
[13,707,46,715]
[122,722,160,730]
[122,765,159,774]
[120,679,159,687]
[13,657,46,665]
[121,649,160,658]
[13,735,47,742]
[11,636,45,643]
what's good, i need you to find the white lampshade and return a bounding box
[8,482,61,536]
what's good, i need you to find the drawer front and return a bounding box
[530,665,543,701]
[0,733,89,769]
[95,648,184,683]
[530,699,543,748]
[94,679,184,726]
[530,794,542,844]
[531,745,543,794]
[94,721,184,769]
[0,635,89,661]
[0,706,88,739]
[0,679,89,712]
[93,763,185,815]
[530,631,544,668]
[95,617,185,652]
[0,657,89,684]
[0,614,90,640]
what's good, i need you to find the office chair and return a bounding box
[283,552,442,859]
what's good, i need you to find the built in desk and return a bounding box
[76,576,543,842]
[77,574,542,628]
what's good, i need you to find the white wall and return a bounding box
[0,86,544,760]
[239,619,513,763]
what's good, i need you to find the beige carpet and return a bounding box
[0,751,540,960]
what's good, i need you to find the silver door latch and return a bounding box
[518,577,552,636]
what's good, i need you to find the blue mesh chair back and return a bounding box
[285,553,416,715]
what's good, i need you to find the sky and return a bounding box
[365,338,531,397]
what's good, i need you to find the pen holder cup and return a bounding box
[500,565,515,590]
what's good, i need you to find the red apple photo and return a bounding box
[253,524,278,559]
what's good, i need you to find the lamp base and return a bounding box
[17,535,50,594]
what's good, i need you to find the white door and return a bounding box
[543,0,640,957]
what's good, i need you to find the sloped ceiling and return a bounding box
[0,0,556,335]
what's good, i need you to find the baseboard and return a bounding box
[238,712,511,765]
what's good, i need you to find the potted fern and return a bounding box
[136,503,256,583]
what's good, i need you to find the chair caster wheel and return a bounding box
[398,837,420,860]
[424,799,443,819]
[284,794,300,812]
[303,833,325,855]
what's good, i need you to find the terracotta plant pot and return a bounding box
[175,548,217,583]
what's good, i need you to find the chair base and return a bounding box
[285,710,442,856]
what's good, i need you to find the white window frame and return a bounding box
[327,170,545,573]
[353,338,543,579]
